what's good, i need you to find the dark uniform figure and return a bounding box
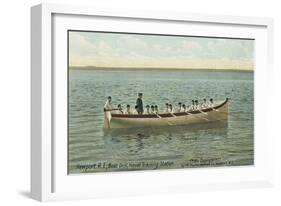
[136,93,144,115]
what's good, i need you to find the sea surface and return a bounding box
[68,69,254,174]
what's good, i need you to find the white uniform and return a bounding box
[124,109,131,114]
[116,109,123,114]
[188,105,195,111]
[201,103,207,109]
[208,102,214,108]
[104,100,113,111]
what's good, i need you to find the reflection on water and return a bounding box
[68,69,254,174]
[102,122,228,162]
[104,121,228,137]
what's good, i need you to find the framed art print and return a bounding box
[31,3,274,201]
[68,31,253,174]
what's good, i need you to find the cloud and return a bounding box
[69,33,119,65]
[206,39,253,60]
[69,33,96,54]
[69,32,254,70]
[182,40,202,51]
[118,35,148,50]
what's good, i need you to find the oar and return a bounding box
[198,109,208,115]
[109,108,120,111]
[105,108,125,114]
[153,112,175,126]
[185,111,210,121]
[155,113,162,119]
[166,112,176,117]
[211,107,220,112]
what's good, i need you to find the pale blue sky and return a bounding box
[69,31,254,70]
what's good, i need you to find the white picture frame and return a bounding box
[31,3,274,202]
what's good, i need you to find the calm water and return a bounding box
[68,69,254,174]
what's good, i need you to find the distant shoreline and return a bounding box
[69,66,254,72]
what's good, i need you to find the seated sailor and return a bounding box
[165,103,169,113]
[124,104,131,114]
[209,98,214,107]
[168,104,173,113]
[155,105,159,114]
[188,100,195,111]
[151,105,155,114]
[194,100,200,110]
[201,98,207,109]
[116,104,123,114]
[177,102,182,112]
[104,96,113,111]
[145,104,150,114]
[182,104,186,112]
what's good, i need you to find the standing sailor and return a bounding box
[136,93,144,115]
[103,96,113,129]
[104,96,113,111]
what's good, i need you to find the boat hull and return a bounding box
[104,99,229,129]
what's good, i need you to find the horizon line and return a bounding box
[69,65,254,71]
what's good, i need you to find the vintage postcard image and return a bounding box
[68,31,254,174]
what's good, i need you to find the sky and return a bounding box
[69,31,254,70]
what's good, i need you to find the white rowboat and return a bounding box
[103,98,229,129]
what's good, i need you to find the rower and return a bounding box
[195,100,199,110]
[125,104,131,114]
[182,104,186,112]
[145,105,150,114]
[209,98,214,108]
[104,96,113,112]
[177,102,182,112]
[169,104,173,113]
[165,103,169,113]
[151,105,155,114]
[117,104,123,114]
[201,98,207,109]
[188,100,195,111]
[155,105,159,114]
